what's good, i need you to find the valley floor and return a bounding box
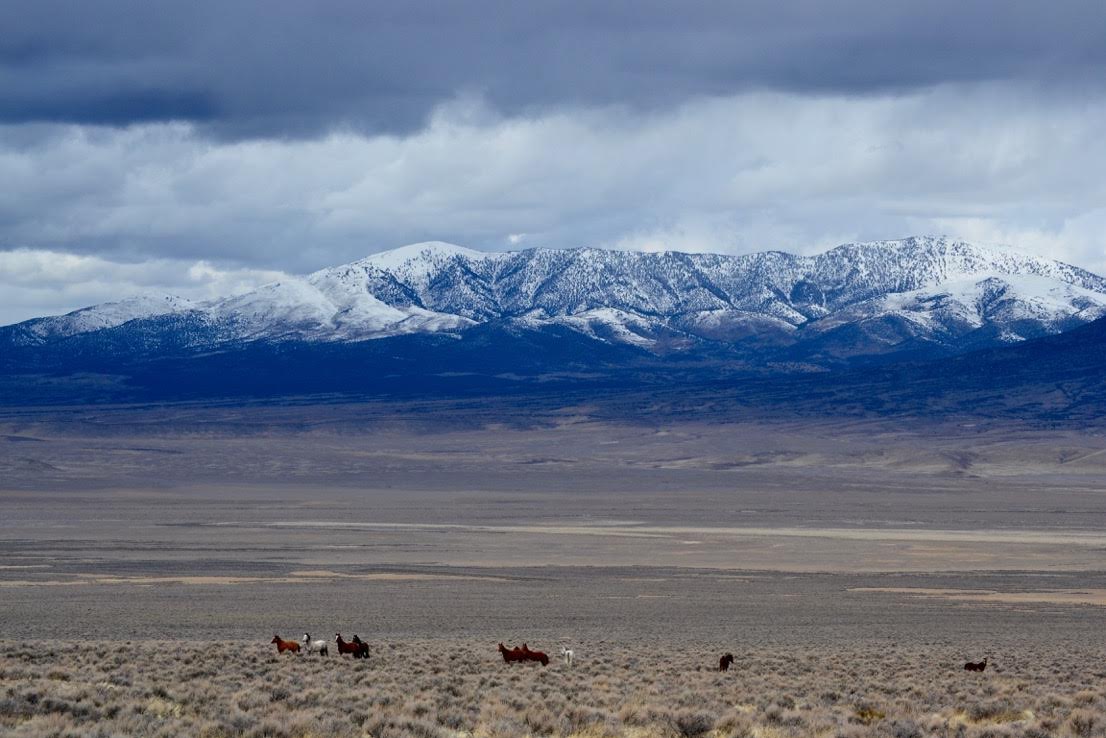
[2,406,1105,736]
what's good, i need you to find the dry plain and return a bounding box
[2,403,1106,737]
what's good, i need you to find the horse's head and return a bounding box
[334,633,342,642]
[561,646,568,655]
[271,636,280,644]
[497,643,506,652]
[303,633,310,642]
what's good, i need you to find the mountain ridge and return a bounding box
[4,235,1105,369]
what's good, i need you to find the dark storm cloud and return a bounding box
[3,0,1105,136]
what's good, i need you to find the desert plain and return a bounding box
[2,401,1105,737]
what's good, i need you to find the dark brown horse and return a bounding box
[498,642,549,666]
[335,633,367,658]
[351,635,371,659]
[499,643,525,662]
[963,658,988,672]
[271,635,300,654]
[526,648,550,666]
[719,653,735,672]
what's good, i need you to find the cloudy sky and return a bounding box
[2,0,1106,324]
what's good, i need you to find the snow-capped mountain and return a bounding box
[5,236,1106,366]
[2,295,197,347]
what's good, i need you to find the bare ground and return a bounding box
[2,407,1106,735]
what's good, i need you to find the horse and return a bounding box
[498,642,548,666]
[498,643,525,663]
[963,658,988,672]
[561,646,574,667]
[351,635,371,659]
[719,653,735,672]
[302,632,329,656]
[335,633,367,659]
[271,635,300,654]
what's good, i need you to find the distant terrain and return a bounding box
[3,409,1106,632]
[1,310,1103,425]
[1,237,1104,424]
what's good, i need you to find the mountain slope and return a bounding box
[2,309,1103,427]
[719,312,1106,425]
[3,236,1105,371]
[3,295,196,348]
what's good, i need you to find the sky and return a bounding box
[2,0,1106,324]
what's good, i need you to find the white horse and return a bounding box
[303,632,329,656]
[560,646,574,667]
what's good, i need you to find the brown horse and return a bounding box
[498,643,525,662]
[526,648,550,666]
[498,642,549,666]
[719,653,735,672]
[351,635,371,659]
[335,633,368,659]
[963,658,988,672]
[271,635,300,654]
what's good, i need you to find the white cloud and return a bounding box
[923,210,1106,276]
[0,249,284,325]
[1,83,1105,323]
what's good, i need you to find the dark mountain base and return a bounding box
[1,316,1103,428]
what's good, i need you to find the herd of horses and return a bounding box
[270,633,370,658]
[272,635,987,674]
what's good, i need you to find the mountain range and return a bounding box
[5,235,1106,364]
[1,235,1104,421]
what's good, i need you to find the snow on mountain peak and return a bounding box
[5,236,1105,363]
[18,294,196,344]
[356,241,499,271]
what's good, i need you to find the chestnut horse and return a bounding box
[335,633,368,659]
[719,653,735,672]
[499,643,525,662]
[498,642,549,666]
[963,658,988,672]
[271,635,300,654]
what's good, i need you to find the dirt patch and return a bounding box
[0,570,507,588]
[850,587,1106,607]
[286,570,507,582]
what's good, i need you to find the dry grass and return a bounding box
[3,640,1106,738]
